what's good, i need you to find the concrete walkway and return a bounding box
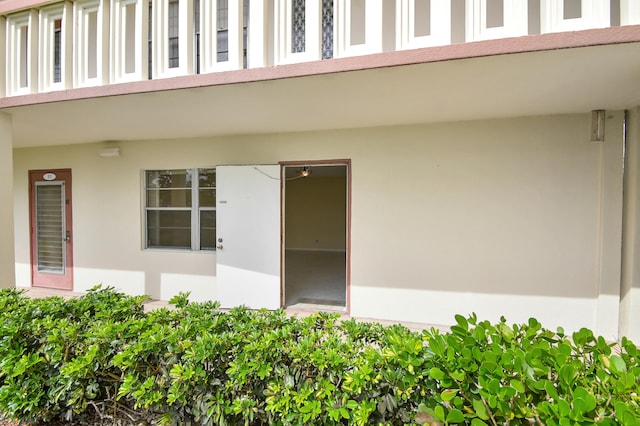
[15,286,451,334]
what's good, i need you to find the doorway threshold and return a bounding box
[286,298,347,313]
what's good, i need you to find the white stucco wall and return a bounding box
[0,112,14,288]
[13,112,626,337]
[620,107,640,343]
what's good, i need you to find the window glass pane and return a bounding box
[168,0,179,68]
[146,169,192,188]
[321,0,333,59]
[292,0,305,53]
[54,19,62,83]
[198,168,215,187]
[199,189,215,207]
[147,210,191,248]
[198,168,216,207]
[146,189,192,207]
[200,210,216,250]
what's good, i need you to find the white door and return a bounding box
[216,165,281,309]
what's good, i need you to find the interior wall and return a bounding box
[12,112,625,336]
[285,175,347,251]
[0,112,14,288]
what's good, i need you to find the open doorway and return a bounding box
[282,162,349,312]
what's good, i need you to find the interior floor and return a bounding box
[284,249,347,311]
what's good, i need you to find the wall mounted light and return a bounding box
[298,166,312,177]
[98,147,121,158]
[591,110,605,142]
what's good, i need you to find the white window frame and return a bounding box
[540,0,610,34]
[111,0,149,83]
[465,0,527,42]
[274,0,321,65]
[6,10,38,96]
[39,3,72,92]
[396,0,451,50]
[143,168,216,251]
[0,16,7,98]
[151,0,193,79]
[199,0,244,73]
[74,0,109,87]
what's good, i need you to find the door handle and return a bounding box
[64,231,71,243]
[217,237,223,250]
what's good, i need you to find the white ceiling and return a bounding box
[5,41,640,148]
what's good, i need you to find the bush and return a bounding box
[0,287,638,425]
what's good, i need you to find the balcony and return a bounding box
[0,0,638,99]
[0,0,639,148]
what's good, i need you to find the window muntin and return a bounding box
[144,168,215,251]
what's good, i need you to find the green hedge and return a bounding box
[0,287,638,425]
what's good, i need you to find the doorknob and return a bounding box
[217,237,223,250]
[64,231,71,243]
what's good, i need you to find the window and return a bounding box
[144,168,216,250]
[215,0,249,66]
[168,0,179,67]
[194,0,200,72]
[53,19,62,83]
[39,4,70,91]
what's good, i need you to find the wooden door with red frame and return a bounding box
[29,169,74,290]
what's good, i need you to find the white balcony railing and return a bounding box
[1,0,639,98]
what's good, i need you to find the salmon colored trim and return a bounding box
[280,159,352,315]
[0,0,58,14]
[1,25,639,110]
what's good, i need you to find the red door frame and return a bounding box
[29,169,74,290]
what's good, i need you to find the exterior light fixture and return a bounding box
[299,166,311,177]
[98,147,121,158]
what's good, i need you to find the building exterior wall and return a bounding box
[13,112,625,337]
[620,106,640,342]
[0,112,14,288]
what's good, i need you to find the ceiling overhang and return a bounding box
[4,26,640,148]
